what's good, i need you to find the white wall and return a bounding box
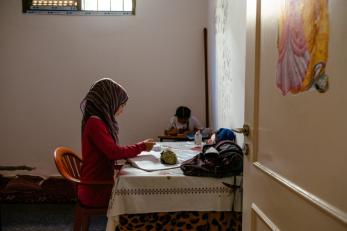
[207,0,246,144]
[0,0,207,176]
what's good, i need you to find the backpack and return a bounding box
[180,140,243,178]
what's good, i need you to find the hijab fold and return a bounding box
[81,78,128,142]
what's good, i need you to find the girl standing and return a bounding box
[79,78,155,207]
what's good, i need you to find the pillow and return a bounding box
[0,174,11,189]
[41,177,74,192]
[2,175,43,193]
[16,174,44,183]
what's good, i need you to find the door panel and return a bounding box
[252,203,280,231]
[243,0,347,230]
[254,216,274,231]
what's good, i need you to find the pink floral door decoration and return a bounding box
[276,0,330,95]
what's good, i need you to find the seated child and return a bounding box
[165,106,203,136]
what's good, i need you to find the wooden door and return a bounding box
[242,0,347,230]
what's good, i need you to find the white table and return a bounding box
[106,142,242,231]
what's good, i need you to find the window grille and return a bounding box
[22,0,135,15]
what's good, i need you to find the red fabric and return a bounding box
[78,117,146,207]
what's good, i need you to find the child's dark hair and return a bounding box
[175,106,191,119]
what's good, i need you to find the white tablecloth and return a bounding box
[106,142,243,231]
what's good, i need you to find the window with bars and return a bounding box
[22,0,135,15]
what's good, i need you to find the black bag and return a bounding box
[180,140,243,178]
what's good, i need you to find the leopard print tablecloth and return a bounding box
[116,211,242,231]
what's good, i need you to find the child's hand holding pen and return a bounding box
[166,128,178,136]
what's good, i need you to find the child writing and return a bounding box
[165,106,203,136]
[79,78,155,207]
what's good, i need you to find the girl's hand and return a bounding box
[143,139,156,151]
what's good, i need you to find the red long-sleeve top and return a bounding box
[78,116,146,207]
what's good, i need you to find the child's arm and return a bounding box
[166,127,178,135]
[166,117,178,135]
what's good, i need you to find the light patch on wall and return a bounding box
[262,0,284,20]
[215,0,233,128]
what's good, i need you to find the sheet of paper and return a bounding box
[128,147,199,172]
[128,152,180,171]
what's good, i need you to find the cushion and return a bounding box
[41,177,74,192]
[2,175,43,193]
[0,174,11,189]
[16,174,44,183]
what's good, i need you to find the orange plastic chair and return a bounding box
[54,147,114,231]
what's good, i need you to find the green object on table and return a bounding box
[160,150,177,165]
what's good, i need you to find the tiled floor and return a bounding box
[1,203,107,231]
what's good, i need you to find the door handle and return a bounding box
[242,143,249,155]
[232,124,250,137]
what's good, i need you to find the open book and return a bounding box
[128,152,182,172]
[128,143,201,172]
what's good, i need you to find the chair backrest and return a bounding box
[54,147,82,184]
